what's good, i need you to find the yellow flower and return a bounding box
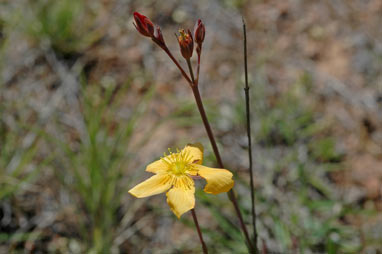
[128,143,234,218]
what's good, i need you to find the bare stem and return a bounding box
[191,85,255,253]
[186,58,196,84]
[196,47,202,85]
[191,86,224,167]
[243,17,258,253]
[191,209,208,254]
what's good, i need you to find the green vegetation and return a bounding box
[0,109,42,201]
[16,0,101,56]
[45,81,154,252]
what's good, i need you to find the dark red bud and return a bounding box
[194,19,205,45]
[133,12,155,37]
[177,29,194,59]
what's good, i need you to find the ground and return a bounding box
[0,0,381,253]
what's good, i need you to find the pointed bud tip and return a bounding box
[133,11,155,37]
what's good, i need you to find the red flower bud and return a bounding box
[177,29,194,59]
[133,12,155,37]
[194,19,205,45]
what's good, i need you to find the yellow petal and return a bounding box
[182,143,204,164]
[194,165,234,194]
[146,159,169,173]
[129,174,173,198]
[166,176,195,218]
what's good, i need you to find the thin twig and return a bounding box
[191,209,208,254]
[243,17,258,252]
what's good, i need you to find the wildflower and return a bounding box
[177,29,194,59]
[128,144,234,218]
[133,12,155,37]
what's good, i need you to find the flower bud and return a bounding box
[177,29,194,59]
[194,19,205,45]
[133,12,155,37]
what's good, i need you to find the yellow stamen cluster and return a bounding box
[161,149,194,176]
[178,29,189,41]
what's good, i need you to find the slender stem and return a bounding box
[196,47,202,85]
[191,85,255,253]
[188,52,253,252]
[191,209,208,254]
[186,58,196,84]
[191,86,224,167]
[243,17,258,252]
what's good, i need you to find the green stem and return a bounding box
[191,209,208,254]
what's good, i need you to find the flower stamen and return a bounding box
[160,148,193,176]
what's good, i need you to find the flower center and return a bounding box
[171,161,187,175]
[161,148,193,176]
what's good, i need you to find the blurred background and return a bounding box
[1,0,382,253]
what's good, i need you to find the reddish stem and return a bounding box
[191,85,254,253]
[196,46,202,85]
[191,209,208,254]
